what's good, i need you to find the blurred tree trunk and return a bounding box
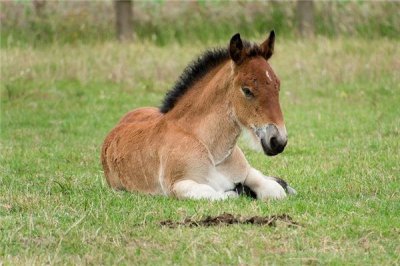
[32,0,46,18]
[114,0,134,41]
[325,1,335,36]
[296,0,315,37]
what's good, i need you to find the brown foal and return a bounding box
[101,31,295,200]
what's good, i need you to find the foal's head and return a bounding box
[229,31,287,156]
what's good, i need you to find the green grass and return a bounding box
[1,38,399,264]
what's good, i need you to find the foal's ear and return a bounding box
[229,33,245,64]
[260,30,275,60]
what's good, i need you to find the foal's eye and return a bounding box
[241,87,254,98]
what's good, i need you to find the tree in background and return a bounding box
[114,0,133,41]
[32,0,46,18]
[296,0,315,37]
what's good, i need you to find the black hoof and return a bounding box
[234,177,296,199]
[234,183,257,199]
[273,176,297,195]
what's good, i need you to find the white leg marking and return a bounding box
[206,168,236,192]
[244,168,286,200]
[173,180,237,201]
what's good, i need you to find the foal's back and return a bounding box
[118,107,162,124]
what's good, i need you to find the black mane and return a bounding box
[160,47,229,113]
[160,41,261,113]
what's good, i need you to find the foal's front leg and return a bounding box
[172,180,238,200]
[216,146,290,200]
[243,168,287,200]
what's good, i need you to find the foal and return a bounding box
[101,31,295,200]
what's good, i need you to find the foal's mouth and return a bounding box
[254,124,287,156]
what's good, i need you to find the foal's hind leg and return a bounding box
[172,180,238,200]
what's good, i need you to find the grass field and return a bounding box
[1,37,399,264]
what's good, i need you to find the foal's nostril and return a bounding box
[270,137,279,150]
[270,136,286,153]
[263,124,288,156]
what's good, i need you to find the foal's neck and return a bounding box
[166,61,241,164]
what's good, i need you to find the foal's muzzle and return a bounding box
[256,124,287,156]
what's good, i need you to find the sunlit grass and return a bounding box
[1,38,399,264]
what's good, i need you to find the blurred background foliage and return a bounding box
[1,0,399,48]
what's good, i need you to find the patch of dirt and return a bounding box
[160,212,300,228]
